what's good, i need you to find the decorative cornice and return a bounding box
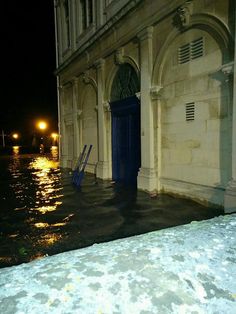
[55,0,143,75]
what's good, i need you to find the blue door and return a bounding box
[110,96,141,186]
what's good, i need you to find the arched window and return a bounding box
[111,64,140,102]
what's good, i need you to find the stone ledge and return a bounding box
[0,214,236,313]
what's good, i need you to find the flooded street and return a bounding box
[0,148,223,268]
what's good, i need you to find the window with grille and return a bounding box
[178,37,204,64]
[185,103,195,121]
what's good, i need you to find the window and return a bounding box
[63,0,70,47]
[80,0,94,31]
[111,64,140,102]
[178,37,204,64]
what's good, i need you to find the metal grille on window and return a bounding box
[191,37,204,60]
[178,37,204,64]
[186,103,195,121]
[178,43,190,64]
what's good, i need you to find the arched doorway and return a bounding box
[110,63,140,185]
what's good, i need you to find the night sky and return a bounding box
[1,1,58,139]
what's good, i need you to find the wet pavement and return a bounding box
[0,214,235,314]
[0,149,223,268]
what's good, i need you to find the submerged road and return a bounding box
[0,214,235,313]
[0,153,222,268]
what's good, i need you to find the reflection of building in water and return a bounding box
[54,0,236,213]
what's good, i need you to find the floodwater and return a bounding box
[0,146,223,268]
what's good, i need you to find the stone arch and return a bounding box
[153,14,233,204]
[105,56,140,101]
[110,63,140,102]
[152,13,233,86]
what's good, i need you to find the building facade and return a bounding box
[54,0,236,212]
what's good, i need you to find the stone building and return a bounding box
[54,0,236,213]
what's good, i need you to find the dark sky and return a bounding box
[1,1,58,136]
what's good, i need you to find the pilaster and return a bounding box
[95,59,110,179]
[72,78,80,167]
[59,85,67,168]
[137,27,157,192]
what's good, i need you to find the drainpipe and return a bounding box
[53,0,61,161]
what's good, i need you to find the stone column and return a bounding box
[59,85,67,168]
[137,27,157,193]
[95,59,110,179]
[224,26,236,213]
[72,78,80,167]
[151,86,163,191]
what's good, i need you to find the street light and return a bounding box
[36,120,48,153]
[12,133,19,139]
[37,121,47,131]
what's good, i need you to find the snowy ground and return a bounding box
[0,214,236,314]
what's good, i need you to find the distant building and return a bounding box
[54,0,236,213]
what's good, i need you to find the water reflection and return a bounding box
[34,222,66,228]
[0,149,223,269]
[29,156,62,214]
[40,234,62,245]
[51,146,59,160]
[12,146,20,155]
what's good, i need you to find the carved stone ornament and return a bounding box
[103,102,111,112]
[77,109,83,117]
[82,72,90,84]
[172,0,193,32]
[209,62,234,84]
[221,62,234,82]
[114,48,124,65]
[150,86,163,100]
[135,92,141,100]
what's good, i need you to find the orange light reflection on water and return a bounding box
[12,146,20,155]
[29,156,62,214]
[34,222,66,228]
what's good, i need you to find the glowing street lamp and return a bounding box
[37,121,47,131]
[36,120,48,153]
[12,133,19,139]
